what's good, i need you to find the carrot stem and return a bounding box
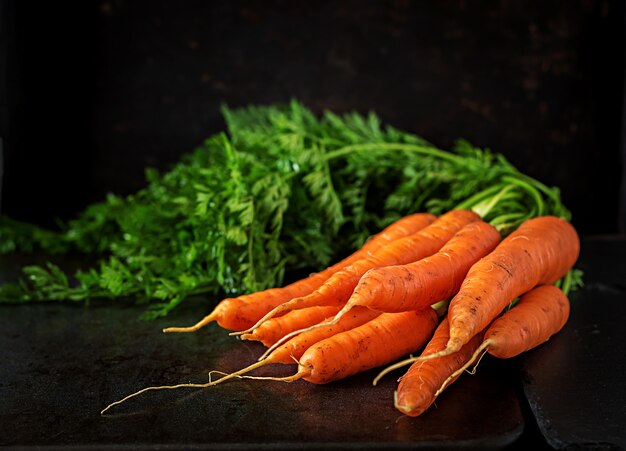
[471,184,516,218]
[454,184,506,211]
[323,143,463,165]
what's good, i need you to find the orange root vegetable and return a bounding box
[479,284,570,359]
[163,213,435,333]
[388,318,486,418]
[437,284,571,394]
[239,305,341,347]
[436,215,579,358]
[330,221,500,324]
[238,209,481,335]
[265,309,439,385]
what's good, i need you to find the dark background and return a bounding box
[1,0,624,236]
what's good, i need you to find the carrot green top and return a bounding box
[0,100,576,319]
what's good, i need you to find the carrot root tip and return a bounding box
[162,312,217,333]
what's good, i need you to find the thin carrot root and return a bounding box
[257,331,296,361]
[434,342,490,397]
[373,350,453,385]
[255,301,357,360]
[100,381,213,415]
[372,356,419,386]
[209,360,273,386]
[162,311,218,333]
[208,370,231,382]
[268,314,343,348]
[232,373,304,383]
[255,307,356,362]
[101,359,280,415]
[403,346,458,363]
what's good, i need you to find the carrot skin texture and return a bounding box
[270,210,482,314]
[446,216,579,353]
[297,309,439,384]
[395,318,485,417]
[485,284,570,359]
[191,213,436,331]
[268,306,381,364]
[348,221,501,313]
[240,305,341,347]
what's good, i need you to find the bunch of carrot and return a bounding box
[101,209,580,418]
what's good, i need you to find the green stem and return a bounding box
[488,211,525,225]
[323,143,463,165]
[561,270,573,296]
[454,184,505,210]
[471,184,517,219]
[501,176,546,217]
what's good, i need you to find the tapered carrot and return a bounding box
[437,284,570,395]
[259,309,440,384]
[163,212,435,332]
[433,215,579,359]
[478,284,570,359]
[327,221,500,326]
[100,308,436,414]
[236,209,481,335]
[256,305,382,362]
[382,318,486,417]
[239,305,341,347]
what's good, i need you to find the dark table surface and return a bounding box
[0,237,624,450]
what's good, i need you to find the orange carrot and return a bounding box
[163,213,435,332]
[265,309,439,384]
[330,221,500,324]
[478,284,570,359]
[239,305,341,347]
[435,216,579,358]
[237,209,481,335]
[388,318,486,417]
[437,284,571,394]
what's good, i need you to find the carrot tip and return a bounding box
[392,391,413,415]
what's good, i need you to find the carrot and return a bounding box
[207,306,382,388]
[328,221,500,326]
[437,284,570,395]
[236,209,481,335]
[100,308,436,414]
[259,309,440,385]
[478,284,570,359]
[383,317,486,418]
[431,215,579,359]
[239,305,341,347]
[163,212,435,332]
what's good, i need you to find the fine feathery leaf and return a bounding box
[0,100,572,317]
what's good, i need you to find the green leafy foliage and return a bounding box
[0,100,572,318]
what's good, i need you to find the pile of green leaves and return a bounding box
[0,100,571,319]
